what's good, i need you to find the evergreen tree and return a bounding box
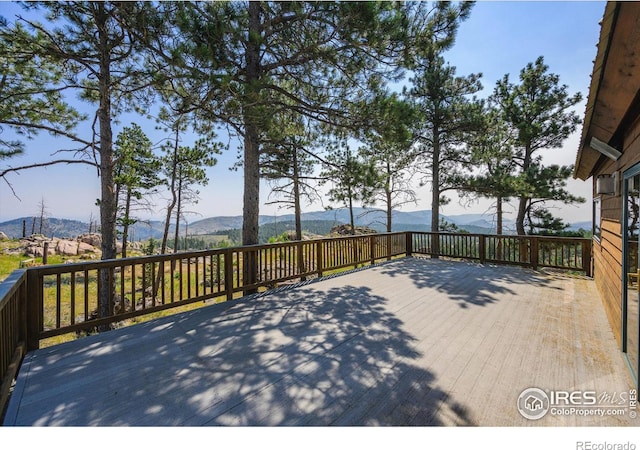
[158,119,220,255]
[409,52,484,255]
[136,2,467,291]
[261,114,322,242]
[321,143,382,235]
[8,1,154,325]
[522,162,584,234]
[113,123,162,257]
[358,93,418,232]
[0,14,88,188]
[460,106,518,235]
[492,56,584,235]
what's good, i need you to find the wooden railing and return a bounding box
[0,230,591,420]
[0,270,27,421]
[411,232,592,274]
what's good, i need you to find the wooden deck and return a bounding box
[3,258,635,426]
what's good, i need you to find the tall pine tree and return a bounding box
[409,53,484,254]
[492,56,584,235]
[136,2,468,291]
[8,1,153,324]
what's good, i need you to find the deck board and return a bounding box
[3,257,636,426]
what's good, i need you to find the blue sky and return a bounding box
[0,1,604,225]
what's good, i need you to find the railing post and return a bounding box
[316,239,324,278]
[370,234,376,265]
[583,239,593,277]
[242,248,259,295]
[530,236,539,271]
[406,232,413,257]
[518,236,529,266]
[296,241,306,281]
[431,232,440,259]
[479,235,486,265]
[224,248,234,301]
[19,271,28,348]
[352,237,358,269]
[26,269,41,351]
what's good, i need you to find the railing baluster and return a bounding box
[70,272,76,325]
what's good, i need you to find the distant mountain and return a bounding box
[1,208,587,241]
[566,221,591,231]
[188,208,507,235]
[0,217,91,239]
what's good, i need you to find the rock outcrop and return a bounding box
[329,224,377,236]
[3,233,123,259]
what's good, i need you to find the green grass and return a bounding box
[0,240,30,281]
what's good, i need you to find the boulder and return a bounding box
[24,243,54,257]
[78,233,102,247]
[0,231,8,241]
[330,224,377,236]
[56,239,79,256]
[77,242,96,254]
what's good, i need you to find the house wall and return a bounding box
[592,111,640,347]
[593,220,622,345]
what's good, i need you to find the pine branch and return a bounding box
[0,158,98,178]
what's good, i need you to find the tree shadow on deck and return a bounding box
[7,279,473,426]
[378,257,558,308]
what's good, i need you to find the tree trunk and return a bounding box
[121,188,132,258]
[242,1,262,293]
[516,197,527,236]
[430,128,441,258]
[496,194,503,260]
[292,149,306,279]
[96,3,116,329]
[154,129,179,299]
[292,149,302,242]
[348,189,355,235]
[496,195,503,235]
[516,142,533,236]
[385,161,392,233]
[516,143,533,263]
[173,171,183,253]
[161,127,180,255]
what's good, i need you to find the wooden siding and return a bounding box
[590,90,640,348]
[593,219,623,346]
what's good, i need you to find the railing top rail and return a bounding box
[0,269,26,310]
[21,231,591,276]
[531,235,591,243]
[23,231,410,275]
[413,231,591,243]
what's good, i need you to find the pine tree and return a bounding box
[158,118,220,255]
[358,93,418,232]
[460,107,518,235]
[136,2,468,291]
[261,114,322,242]
[0,14,87,186]
[409,53,484,256]
[321,143,382,235]
[9,1,154,325]
[113,123,162,257]
[492,56,584,235]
